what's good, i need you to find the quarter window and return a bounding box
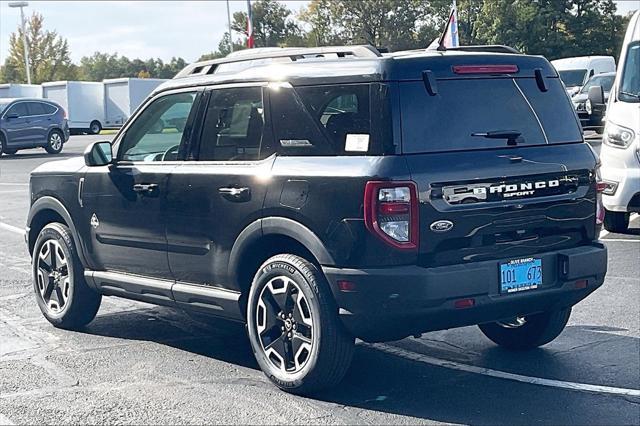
[198,87,266,161]
[119,92,197,162]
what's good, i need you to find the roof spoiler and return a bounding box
[435,45,520,54]
[173,45,382,79]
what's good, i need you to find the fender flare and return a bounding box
[27,196,89,267]
[228,216,335,286]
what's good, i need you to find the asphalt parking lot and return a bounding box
[0,134,638,425]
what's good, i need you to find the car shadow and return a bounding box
[0,152,80,160]
[81,306,639,425]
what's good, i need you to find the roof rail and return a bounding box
[438,45,520,54]
[174,45,382,79]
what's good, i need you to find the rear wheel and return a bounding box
[0,134,6,156]
[478,308,571,350]
[33,223,102,329]
[89,120,102,135]
[603,209,629,233]
[247,254,354,394]
[44,130,64,154]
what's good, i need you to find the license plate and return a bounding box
[500,257,542,293]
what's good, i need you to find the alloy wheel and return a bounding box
[36,239,70,314]
[256,276,314,373]
[49,133,62,151]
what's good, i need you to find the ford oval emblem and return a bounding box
[430,220,454,232]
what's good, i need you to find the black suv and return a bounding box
[26,45,608,394]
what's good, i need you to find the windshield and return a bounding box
[400,77,582,153]
[580,74,615,94]
[558,69,587,87]
[619,41,640,103]
[0,101,11,114]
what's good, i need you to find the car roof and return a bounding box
[153,48,557,95]
[0,98,53,103]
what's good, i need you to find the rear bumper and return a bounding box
[323,243,607,342]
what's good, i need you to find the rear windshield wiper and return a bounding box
[471,130,523,146]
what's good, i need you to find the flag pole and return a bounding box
[226,0,233,53]
[246,0,254,48]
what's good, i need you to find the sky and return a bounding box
[0,0,638,65]
[0,0,310,64]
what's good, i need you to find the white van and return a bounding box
[551,56,616,95]
[599,10,640,233]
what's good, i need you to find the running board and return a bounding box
[85,271,242,320]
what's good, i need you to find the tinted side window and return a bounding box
[119,92,197,162]
[27,102,46,116]
[42,103,57,114]
[198,87,265,161]
[269,85,335,156]
[7,103,28,117]
[297,85,371,155]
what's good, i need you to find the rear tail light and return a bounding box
[452,64,519,74]
[364,181,419,250]
[62,108,67,119]
[594,164,605,226]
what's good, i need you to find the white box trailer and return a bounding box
[0,83,42,98]
[104,78,167,128]
[42,81,105,134]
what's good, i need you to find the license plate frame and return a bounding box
[500,257,542,294]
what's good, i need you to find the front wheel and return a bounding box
[603,209,630,233]
[478,308,571,350]
[44,130,64,154]
[247,254,354,394]
[33,223,102,329]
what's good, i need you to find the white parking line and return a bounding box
[372,343,640,398]
[0,183,28,186]
[0,413,14,425]
[602,238,640,243]
[0,222,24,236]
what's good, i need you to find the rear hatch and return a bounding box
[398,54,598,267]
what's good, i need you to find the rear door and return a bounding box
[399,65,598,268]
[25,102,50,144]
[166,85,274,292]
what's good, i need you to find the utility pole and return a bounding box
[226,0,233,53]
[8,1,31,84]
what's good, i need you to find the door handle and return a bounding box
[218,186,250,201]
[133,183,159,195]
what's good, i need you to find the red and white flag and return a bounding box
[246,0,255,48]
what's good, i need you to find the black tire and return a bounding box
[4,149,17,155]
[0,134,6,156]
[89,120,102,135]
[33,223,101,329]
[44,130,64,154]
[603,209,630,233]
[247,254,354,394]
[478,308,571,350]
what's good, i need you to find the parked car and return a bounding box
[552,56,616,96]
[572,71,616,132]
[26,45,607,394]
[0,98,70,156]
[599,10,640,233]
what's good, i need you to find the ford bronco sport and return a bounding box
[26,45,608,394]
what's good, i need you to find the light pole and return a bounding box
[8,1,32,84]
[226,0,233,53]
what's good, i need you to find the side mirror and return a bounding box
[588,85,605,105]
[84,141,113,167]
[5,113,19,119]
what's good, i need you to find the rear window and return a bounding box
[558,69,587,87]
[400,78,582,154]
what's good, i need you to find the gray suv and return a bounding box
[0,98,70,156]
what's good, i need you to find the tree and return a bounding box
[231,0,303,47]
[299,0,436,51]
[78,53,188,80]
[0,12,75,84]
